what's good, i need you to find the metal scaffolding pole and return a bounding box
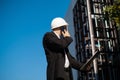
[86,0,98,80]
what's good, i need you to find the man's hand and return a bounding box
[80,63,92,72]
[62,30,70,37]
[85,64,92,71]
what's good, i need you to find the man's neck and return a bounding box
[53,30,61,36]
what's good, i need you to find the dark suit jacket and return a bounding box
[43,31,83,80]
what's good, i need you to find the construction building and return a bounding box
[65,0,120,80]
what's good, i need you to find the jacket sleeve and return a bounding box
[66,49,84,71]
[44,32,73,51]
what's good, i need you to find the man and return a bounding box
[43,17,89,80]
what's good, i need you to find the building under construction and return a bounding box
[65,0,120,80]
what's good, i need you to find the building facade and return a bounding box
[65,0,120,80]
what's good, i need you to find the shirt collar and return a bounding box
[53,31,60,39]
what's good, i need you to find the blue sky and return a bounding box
[0,0,70,80]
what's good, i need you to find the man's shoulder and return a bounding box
[44,31,53,35]
[43,31,54,37]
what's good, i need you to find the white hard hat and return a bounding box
[51,17,68,29]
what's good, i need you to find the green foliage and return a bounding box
[104,0,120,29]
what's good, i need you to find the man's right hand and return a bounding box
[62,30,70,37]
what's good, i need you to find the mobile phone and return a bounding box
[61,26,67,33]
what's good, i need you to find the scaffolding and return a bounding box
[73,0,120,80]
